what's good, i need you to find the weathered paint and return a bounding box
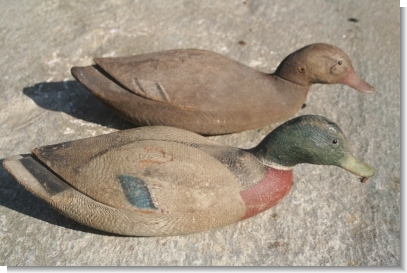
[72,44,374,135]
[240,167,292,220]
[117,175,157,210]
[19,156,69,195]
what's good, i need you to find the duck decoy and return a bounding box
[71,43,374,135]
[3,115,374,236]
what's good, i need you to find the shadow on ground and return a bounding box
[22,81,134,130]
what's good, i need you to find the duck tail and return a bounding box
[3,155,71,201]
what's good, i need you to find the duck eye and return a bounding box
[332,139,338,144]
[338,61,343,65]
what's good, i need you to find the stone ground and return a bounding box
[0,0,400,266]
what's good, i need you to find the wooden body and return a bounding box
[72,49,307,135]
[3,127,293,236]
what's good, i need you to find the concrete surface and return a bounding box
[0,0,400,266]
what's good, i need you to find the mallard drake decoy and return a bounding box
[3,115,374,236]
[71,43,374,135]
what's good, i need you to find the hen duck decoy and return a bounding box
[71,43,374,135]
[3,115,374,236]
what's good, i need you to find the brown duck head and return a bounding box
[274,43,374,93]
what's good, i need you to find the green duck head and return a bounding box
[252,115,374,179]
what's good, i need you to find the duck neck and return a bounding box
[244,149,291,171]
[271,73,310,91]
[248,140,303,168]
[273,53,313,88]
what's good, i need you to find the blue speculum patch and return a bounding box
[117,175,157,210]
